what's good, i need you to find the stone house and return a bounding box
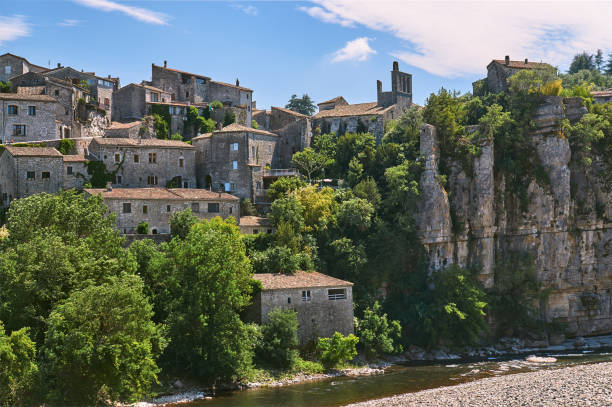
[89,138,196,189]
[62,154,89,190]
[112,83,172,122]
[312,61,412,143]
[591,89,612,104]
[486,56,553,93]
[44,66,119,114]
[0,146,64,206]
[192,123,282,201]
[0,53,48,83]
[0,94,58,143]
[249,271,354,344]
[239,216,274,234]
[105,121,143,138]
[84,186,239,234]
[150,61,253,126]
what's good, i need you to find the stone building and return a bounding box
[0,53,48,83]
[89,138,196,189]
[252,106,312,167]
[192,123,281,201]
[239,216,274,234]
[591,89,612,104]
[105,121,143,138]
[112,83,172,122]
[312,61,412,143]
[84,187,239,234]
[486,56,552,93]
[62,154,89,190]
[0,94,58,143]
[150,61,253,126]
[249,271,354,344]
[44,65,119,114]
[0,146,64,206]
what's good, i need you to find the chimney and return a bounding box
[505,55,510,65]
[236,78,240,87]
[164,60,167,68]
[524,58,528,64]
[106,182,112,192]
[57,62,61,68]
[393,61,399,71]
[108,74,111,79]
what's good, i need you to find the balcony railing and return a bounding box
[262,168,299,177]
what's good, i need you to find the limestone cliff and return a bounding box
[417,96,612,337]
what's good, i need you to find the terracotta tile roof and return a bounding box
[318,96,347,106]
[91,137,194,149]
[240,216,272,227]
[84,187,238,201]
[62,154,87,162]
[192,123,278,141]
[0,93,56,102]
[253,270,353,290]
[108,121,142,130]
[271,106,309,118]
[5,146,62,157]
[490,59,551,70]
[313,102,393,119]
[152,64,211,80]
[591,89,612,97]
[209,80,253,92]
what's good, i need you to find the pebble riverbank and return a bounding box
[345,362,612,407]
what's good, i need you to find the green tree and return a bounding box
[270,195,305,231]
[251,119,259,129]
[356,302,402,360]
[292,148,327,183]
[336,198,374,234]
[137,221,149,234]
[594,49,604,71]
[251,246,300,274]
[196,116,216,133]
[0,81,11,93]
[605,53,612,75]
[569,51,595,73]
[0,323,37,407]
[240,198,258,216]
[169,133,183,141]
[41,274,165,405]
[316,332,359,369]
[169,208,199,239]
[382,105,423,145]
[58,139,76,155]
[353,177,382,208]
[223,110,236,127]
[267,176,306,202]
[152,113,169,139]
[164,218,256,383]
[256,308,299,369]
[285,94,316,116]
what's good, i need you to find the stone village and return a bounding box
[0,52,557,343]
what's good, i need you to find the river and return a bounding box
[182,351,612,407]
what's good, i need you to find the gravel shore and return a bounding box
[346,362,612,407]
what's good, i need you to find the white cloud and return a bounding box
[232,4,258,16]
[298,6,354,27]
[72,0,168,25]
[59,19,82,27]
[0,15,31,45]
[304,1,612,77]
[332,37,376,63]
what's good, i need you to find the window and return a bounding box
[191,202,200,213]
[302,290,311,302]
[230,183,236,190]
[183,181,189,188]
[229,206,233,214]
[251,146,255,157]
[28,106,36,116]
[287,297,291,304]
[208,202,219,213]
[147,175,158,185]
[149,153,157,163]
[4,66,10,75]
[232,143,238,151]
[123,203,131,213]
[13,125,26,136]
[143,205,148,214]
[179,158,184,168]
[267,229,273,234]
[253,229,259,234]
[328,288,346,300]
[114,153,121,163]
[41,172,50,179]
[55,90,59,96]
[151,92,159,102]
[26,171,35,179]
[67,166,73,175]
[7,105,17,115]
[256,182,261,190]
[166,205,171,212]
[104,98,110,108]
[113,175,122,184]
[134,154,139,163]
[224,182,230,192]
[186,91,190,98]
[232,161,238,170]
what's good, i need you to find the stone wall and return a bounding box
[255,285,354,344]
[113,85,146,121]
[416,96,612,337]
[63,159,88,190]
[0,99,58,143]
[0,153,63,206]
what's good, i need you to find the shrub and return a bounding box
[252,120,259,129]
[223,110,236,127]
[58,139,75,155]
[316,332,359,369]
[251,246,300,274]
[211,100,224,109]
[240,198,258,216]
[169,209,199,240]
[0,322,38,407]
[170,133,183,141]
[137,222,149,234]
[356,302,402,360]
[256,308,299,369]
[267,177,307,202]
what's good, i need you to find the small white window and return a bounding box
[232,143,238,151]
[301,290,311,302]
[232,161,238,170]
[4,66,10,75]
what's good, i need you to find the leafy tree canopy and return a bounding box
[285,94,317,116]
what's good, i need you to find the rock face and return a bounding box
[417,96,612,336]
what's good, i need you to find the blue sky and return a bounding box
[1,1,610,110]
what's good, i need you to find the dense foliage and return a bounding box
[285,94,317,116]
[316,332,359,369]
[255,308,299,369]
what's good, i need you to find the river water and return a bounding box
[184,351,612,407]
